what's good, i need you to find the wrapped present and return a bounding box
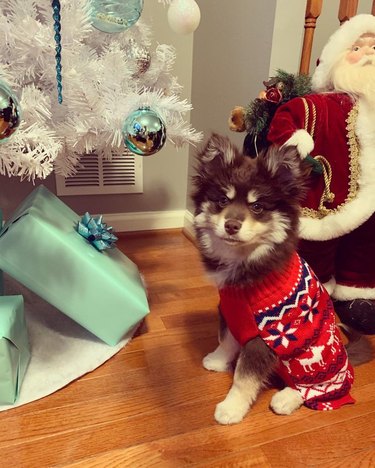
[0,209,3,295]
[0,186,149,346]
[0,295,30,404]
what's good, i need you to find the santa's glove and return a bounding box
[282,129,314,159]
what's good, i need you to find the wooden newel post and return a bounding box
[338,0,359,24]
[299,0,323,75]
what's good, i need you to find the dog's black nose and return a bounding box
[224,219,241,235]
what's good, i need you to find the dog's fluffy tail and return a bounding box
[339,323,374,366]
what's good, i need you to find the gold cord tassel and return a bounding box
[314,155,335,214]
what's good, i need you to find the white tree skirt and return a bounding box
[0,275,135,412]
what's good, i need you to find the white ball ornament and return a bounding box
[167,0,201,35]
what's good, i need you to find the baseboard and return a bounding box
[100,210,187,232]
[182,210,196,243]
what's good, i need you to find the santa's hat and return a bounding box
[312,14,375,92]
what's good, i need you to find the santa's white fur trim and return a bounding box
[300,98,375,241]
[299,186,374,240]
[323,278,336,295]
[312,14,375,92]
[333,284,375,301]
[282,129,314,158]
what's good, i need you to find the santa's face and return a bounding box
[346,33,375,65]
[330,32,375,102]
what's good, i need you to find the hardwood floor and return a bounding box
[1,229,374,467]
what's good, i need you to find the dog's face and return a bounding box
[192,134,305,284]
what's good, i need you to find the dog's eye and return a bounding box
[218,196,230,207]
[250,202,264,214]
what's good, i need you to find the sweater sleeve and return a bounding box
[219,287,259,346]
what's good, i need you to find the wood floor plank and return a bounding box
[0,345,222,431]
[57,384,375,468]
[62,445,271,468]
[259,410,375,467]
[316,448,375,468]
[11,384,373,467]
[0,374,228,450]
[0,230,374,467]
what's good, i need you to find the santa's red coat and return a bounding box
[267,93,375,243]
[268,93,352,213]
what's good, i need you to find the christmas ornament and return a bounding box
[52,0,63,104]
[90,0,144,34]
[123,107,166,156]
[77,212,118,251]
[261,79,283,104]
[167,0,201,35]
[0,81,21,143]
[125,39,151,77]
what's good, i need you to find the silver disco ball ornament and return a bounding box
[123,107,166,156]
[0,81,21,143]
[125,39,151,77]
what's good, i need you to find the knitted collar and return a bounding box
[219,252,302,313]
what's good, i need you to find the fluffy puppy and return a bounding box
[192,134,355,425]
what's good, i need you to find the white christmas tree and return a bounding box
[0,0,202,181]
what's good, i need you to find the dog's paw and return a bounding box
[202,352,231,372]
[270,387,304,415]
[214,398,249,425]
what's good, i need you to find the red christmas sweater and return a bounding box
[219,253,355,411]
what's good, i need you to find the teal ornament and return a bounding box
[123,107,166,156]
[0,81,21,143]
[90,0,144,34]
[77,212,118,251]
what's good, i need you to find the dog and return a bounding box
[192,133,357,425]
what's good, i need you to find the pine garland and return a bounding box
[244,70,312,151]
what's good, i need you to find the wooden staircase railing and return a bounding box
[299,0,375,75]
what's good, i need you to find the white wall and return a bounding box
[186,0,278,213]
[268,0,306,74]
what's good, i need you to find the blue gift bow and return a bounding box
[77,212,118,251]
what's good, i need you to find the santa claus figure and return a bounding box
[267,14,375,334]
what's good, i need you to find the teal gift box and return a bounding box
[0,209,3,296]
[0,186,149,346]
[0,295,30,404]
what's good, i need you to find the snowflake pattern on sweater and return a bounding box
[219,253,355,410]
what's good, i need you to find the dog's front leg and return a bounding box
[214,336,277,425]
[203,310,240,372]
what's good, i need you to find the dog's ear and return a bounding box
[196,133,239,171]
[259,145,307,200]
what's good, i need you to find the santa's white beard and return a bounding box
[331,56,375,106]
